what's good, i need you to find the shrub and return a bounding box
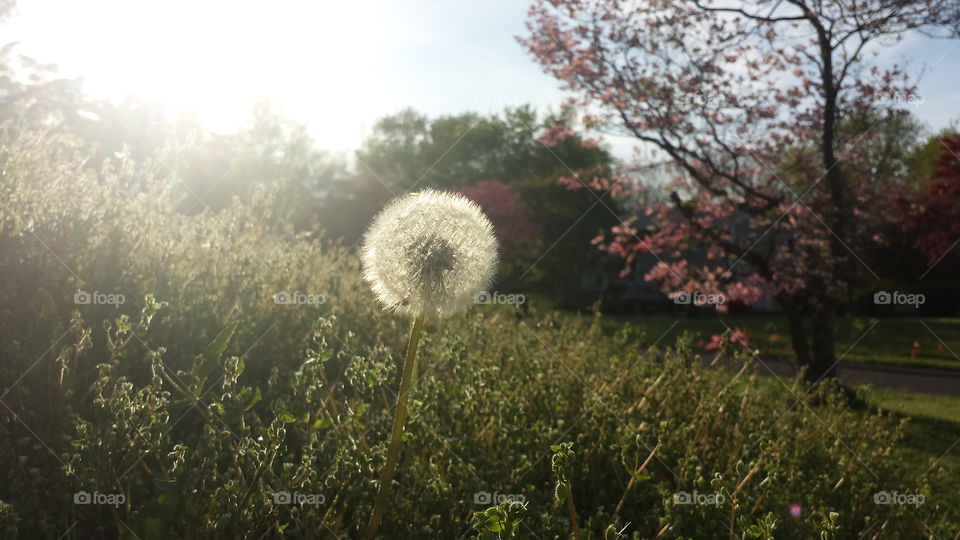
[0,129,954,538]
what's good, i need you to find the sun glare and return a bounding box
[9,0,389,149]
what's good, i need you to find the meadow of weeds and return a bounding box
[0,129,956,538]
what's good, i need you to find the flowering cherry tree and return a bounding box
[521,0,959,381]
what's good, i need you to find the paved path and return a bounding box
[719,356,960,396]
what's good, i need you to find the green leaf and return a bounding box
[195,321,239,383]
[204,321,239,361]
[239,386,262,411]
[481,514,504,532]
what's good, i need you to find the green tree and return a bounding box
[323,106,622,299]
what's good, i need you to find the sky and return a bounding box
[5,0,959,160]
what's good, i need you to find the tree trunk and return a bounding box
[783,302,838,383]
[808,306,837,382]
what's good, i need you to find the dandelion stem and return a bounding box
[565,481,582,540]
[365,312,425,540]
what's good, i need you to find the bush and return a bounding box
[0,129,954,538]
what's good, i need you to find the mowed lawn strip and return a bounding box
[592,314,960,371]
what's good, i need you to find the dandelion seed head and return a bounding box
[361,189,498,319]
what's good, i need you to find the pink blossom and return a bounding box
[538,124,574,146]
[789,503,802,518]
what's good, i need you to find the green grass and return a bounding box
[865,386,960,424]
[587,312,960,371]
[861,386,960,517]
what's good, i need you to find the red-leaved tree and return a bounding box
[521,0,959,381]
[456,179,542,259]
[902,134,960,265]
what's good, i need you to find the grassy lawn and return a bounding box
[591,313,960,371]
[865,386,960,424]
[861,387,960,518]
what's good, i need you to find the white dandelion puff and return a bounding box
[361,189,498,319]
[362,189,498,538]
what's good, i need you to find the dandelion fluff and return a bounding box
[361,189,498,318]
